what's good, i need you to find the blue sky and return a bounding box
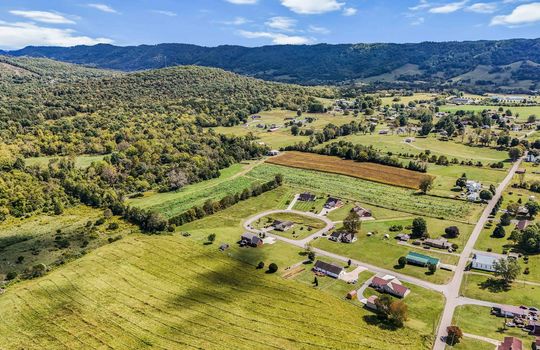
[0,0,539,49]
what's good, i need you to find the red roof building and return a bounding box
[370,275,410,298]
[498,337,522,350]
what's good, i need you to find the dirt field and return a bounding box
[266,152,432,189]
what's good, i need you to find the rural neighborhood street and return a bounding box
[244,156,525,350]
[432,157,523,350]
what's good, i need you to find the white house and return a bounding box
[466,180,482,192]
[472,253,501,272]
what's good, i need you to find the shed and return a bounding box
[365,295,378,310]
[346,290,357,300]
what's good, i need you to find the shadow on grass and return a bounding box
[478,278,510,293]
[393,264,405,270]
[362,315,400,331]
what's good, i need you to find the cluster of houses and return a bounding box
[490,305,540,350]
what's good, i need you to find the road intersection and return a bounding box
[243,157,525,350]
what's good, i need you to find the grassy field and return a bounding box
[440,105,540,120]
[0,234,440,350]
[248,164,483,223]
[211,109,359,149]
[267,152,430,189]
[251,212,326,240]
[128,161,263,218]
[453,305,536,345]
[461,273,540,307]
[0,206,135,281]
[428,165,506,198]
[25,154,107,169]
[324,132,508,163]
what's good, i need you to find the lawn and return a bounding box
[0,234,439,350]
[0,206,135,281]
[312,232,456,284]
[128,161,263,218]
[428,164,507,198]
[248,164,483,223]
[251,212,327,240]
[460,273,540,307]
[452,305,536,345]
[446,338,495,350]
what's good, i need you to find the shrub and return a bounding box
[493,225,506,238]
[107,222,119,230]
[257,261,265,269]
[268,263,278,273]
[5,271,18,280]
[398,256,407,267]
[444,226,460,238]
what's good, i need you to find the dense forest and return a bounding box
[5,39,540,90]
[0,56,328,227]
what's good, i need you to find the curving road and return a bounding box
[243,209,335,246]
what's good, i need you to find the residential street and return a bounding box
[432,157,523,350]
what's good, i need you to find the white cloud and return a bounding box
[87,3,118,13]
[308,25,330,34]
[225,0,258,4]
[265,16,296,31]
[466,2,497,13]
[9,10,76,24]
[491,2,540,26]
[343,7,357,16]
[281,0,344,14]
[238,30,312,44]
[409,0,431,11]
[429,1,468,13]
[0,21,113,49]
[221,17,250,25]
[152,10,177,17]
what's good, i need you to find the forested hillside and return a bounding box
[0,56,329,226]
[6,39,540,90]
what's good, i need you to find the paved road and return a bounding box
[432,157,523,350]
[243,209,335,247]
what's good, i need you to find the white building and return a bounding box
[471,253,501,272]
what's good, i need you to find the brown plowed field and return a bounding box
[266,152,432,189]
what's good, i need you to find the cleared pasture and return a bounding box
[0,235,437,350]
[266,151,429,189]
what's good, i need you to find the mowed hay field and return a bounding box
[0,236,434,350]
[266,152,429,189]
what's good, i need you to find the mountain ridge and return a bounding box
[4,39,540,91]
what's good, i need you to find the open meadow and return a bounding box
[0,233,440,350]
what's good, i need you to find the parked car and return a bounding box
[529,307,539,312]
